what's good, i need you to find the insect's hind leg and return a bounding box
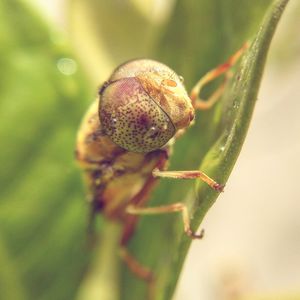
[120,208,200,300]
[119,246,155,299]
[117,173,164,300]
[190,43,248,110]
[120,216,156,300]
[121,202,205,299]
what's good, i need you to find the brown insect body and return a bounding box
[76,100,168,219]
[76,59,194,243]
[75,46,247,297]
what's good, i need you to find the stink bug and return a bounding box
[76,44,247,298]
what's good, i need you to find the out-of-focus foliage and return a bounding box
[0,1,92,299]
[0,0,290,300]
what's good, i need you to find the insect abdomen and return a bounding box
[76,100,169,220]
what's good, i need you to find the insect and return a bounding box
[76,45,246,298]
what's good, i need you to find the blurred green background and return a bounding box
[0,0,299,300]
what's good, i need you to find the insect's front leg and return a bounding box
[190,43,248,110]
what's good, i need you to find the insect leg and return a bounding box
[123,201,205,297]
[152,169,224,192]
[190,43,248,110]
[126,202,204,239]
[119,247,154,281]
[119,247,155,299]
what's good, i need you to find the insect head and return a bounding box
[99,59,195,153]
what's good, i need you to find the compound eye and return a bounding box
[99,77,175,153]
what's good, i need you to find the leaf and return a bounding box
[68,0,166,85]
[119,0,290,299]
[0,1,92,299]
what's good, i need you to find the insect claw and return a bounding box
[187,228,205,239]
[213,183,225,192]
